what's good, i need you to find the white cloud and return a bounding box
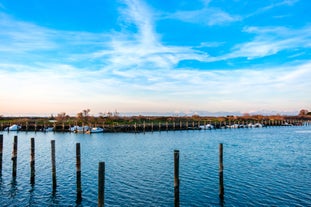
[162,4,240,26]
[222,26,311,60]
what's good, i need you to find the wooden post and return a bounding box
[98,162,105,207]
[0,134,3,175]
[219,143,224,200]
[174,150,180,207]
[30,138,35,185]
[76,143,82,200]
[51,140,57,189]
[12,135,18,178]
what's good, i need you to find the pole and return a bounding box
[12,135,18,178]
[51,140,57,190]
[219,143,224,200]
[30,138,35,185]
[98,162,105,207]
[174,150,180,207]
[76,143,82,201]
[0,134,3,175]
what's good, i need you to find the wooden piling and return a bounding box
[219,143,224,200]
[30,138,35,184]
[12,135,18,178]
[76,143,82,200]
[174,150,180,207]
[98,162,105,207]
[0,134,3,174]
[51,140,57,189]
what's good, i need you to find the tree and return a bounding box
[299,109,309,116]
[77,109,91,123]
[56,112,69,122]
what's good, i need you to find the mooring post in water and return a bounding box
[12,135,18,178]
[174,150,180,207]
[98,162,105,207]
[76,143,82,200]
[0,134,3,174]
[51,140,57,189]
[30,138,35,185]
[219,143,224,200]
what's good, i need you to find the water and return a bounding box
[0,126,310,206]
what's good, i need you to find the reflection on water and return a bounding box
[0,126,310,206]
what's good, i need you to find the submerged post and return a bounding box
[12,135,18,178]
[0,134,3,174]
[51,140,57,190]
[30,138,35,184]
[174,150,180,207]
[98,162,105,207]
[219,143,224,200]
[76,143,82,201]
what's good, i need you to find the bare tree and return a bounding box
[56,112,69,122]
[77,109,91,123]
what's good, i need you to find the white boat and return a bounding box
[43,127,54,132]
[89,127,104,133]
[4,124,21,131]
[199,124,214,130]
[70,126,90,133]
[254,123,263,128]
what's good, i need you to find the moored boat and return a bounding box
[4,124,21,131]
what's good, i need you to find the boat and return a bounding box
[70,126,90,133]
[90,127,104,133]
[4,124,21,131]
[43,127,54,132]
[199,124,214,130]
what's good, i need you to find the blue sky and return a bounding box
[0,0,310,116]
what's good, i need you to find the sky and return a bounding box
[0,0,310,116]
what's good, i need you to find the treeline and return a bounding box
[0,111,310,126]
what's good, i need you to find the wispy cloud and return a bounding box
[162,2,240,26]
[222,26,311,60]
[246,0,299,18]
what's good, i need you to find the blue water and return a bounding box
[0,126,310,206]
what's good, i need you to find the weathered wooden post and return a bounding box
[76,143,82,200]
[51,140,57,189]
[0,134,3,174]
[219,143,224,200]
[12,135,18,178]
[98,162,105,207]
[174,150,180,207]
[30,138,35,184]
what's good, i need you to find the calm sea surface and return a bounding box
[0,126,310,206]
